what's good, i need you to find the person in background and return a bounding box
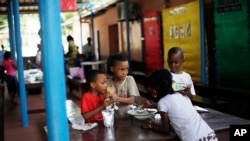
[142,69,217,141]
[65,35,78,68]
[82,37,95,61]
[0,45,5,65]
[81,70,113,123]
[167,47,196,99]
[2,51,18,105]
[107,53,140,118]
[35,44,42,69]
[0,45,5,82]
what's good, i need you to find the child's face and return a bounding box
[147,86,158,98]
[92,74,108,94]
[167,52,184,74]
[110,61,129,81]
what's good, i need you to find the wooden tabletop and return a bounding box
[68,107,250,141]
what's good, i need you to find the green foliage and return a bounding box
[0,15,7,29]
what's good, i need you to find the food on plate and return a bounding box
[146,108,157,113]
[136,109,146,114]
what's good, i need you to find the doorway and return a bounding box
[108,24,119,55]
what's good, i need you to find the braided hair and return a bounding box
[148,69,174,101]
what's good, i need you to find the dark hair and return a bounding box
[67,35,74,42]
[107,53,128,74]
[148,69,174,101]
[4,51,11,60]
[86,69,106,87]
[167,47,184,58]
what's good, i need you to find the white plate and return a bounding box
[127,109,157,120]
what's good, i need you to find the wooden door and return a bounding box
[108,24,119,55]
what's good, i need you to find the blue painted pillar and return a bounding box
[13,0,28,127]
[199,0,206,85]
[125,0,131,67]
[7,0,16,61]
[38,1,69,141]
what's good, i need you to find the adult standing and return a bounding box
[0,45,5,66]
[65,35,78,70]
[35,44,42,69]
[82,37,95,61]
[0,45,5,82]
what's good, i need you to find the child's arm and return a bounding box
[179,87,194,99]
[112,95,135,104]
[142,111,171,133]
[82,99,112,120]
[141,100,157,109]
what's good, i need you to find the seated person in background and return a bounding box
[142,69,217,141]
[80,70,113,123]
[75,54,85,67]
[107,53,140,118]
[167,47,196,99]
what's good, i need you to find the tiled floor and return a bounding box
[4,94,47,141]
[4,89,81,141]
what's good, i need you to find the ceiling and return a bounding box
[0,0,118,15]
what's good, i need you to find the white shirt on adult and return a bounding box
[158,92,213,141]
[82,43,94,57]
[36,50,41,65]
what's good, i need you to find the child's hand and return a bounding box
[178,87,191,96]
[103,98,113,108]
[141,120,152,129]
[111,95,119,102]
[140,100,157,108]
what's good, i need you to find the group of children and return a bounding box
[80,53,140,122]
[80,47,218,141]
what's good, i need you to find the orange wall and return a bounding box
[92,0,205,61]
[93,6,118,59]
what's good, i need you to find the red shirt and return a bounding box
[80,91,104,123]
[2,59,16,76]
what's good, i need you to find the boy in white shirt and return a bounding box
[167,47,196,98]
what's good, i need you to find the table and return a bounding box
[81,60,107,71]
[200,108,250,140]
[22,69,43,92]
[67,75,86,99]
[69,107,250,141]
[70,119,177,141]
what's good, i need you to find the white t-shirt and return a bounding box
[171,71,196,95]
[107,76,140,118]
[158,93,213,141]
[82,44,94,57]
[36,50,41,65]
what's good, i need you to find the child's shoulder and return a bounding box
[82,91,94,98]
[181,71,191,76]
[126,75,135,80]
[172,71,191,77]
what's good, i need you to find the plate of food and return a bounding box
[127,108,157,120]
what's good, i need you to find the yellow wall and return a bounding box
[162,0,201,83]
